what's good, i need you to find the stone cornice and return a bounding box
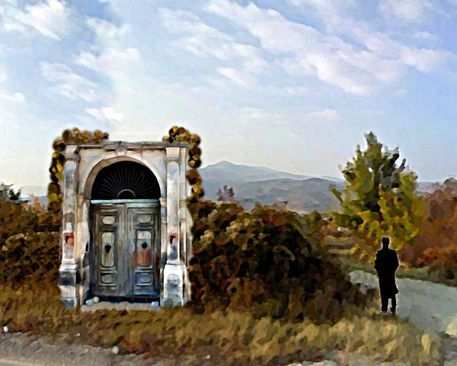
[73,141,190,151]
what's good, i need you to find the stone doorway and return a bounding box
[89,161,161,301]
[58,140,192,309]
[91,201,160,300]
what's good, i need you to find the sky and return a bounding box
[1,0,457,191]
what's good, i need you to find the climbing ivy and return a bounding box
[162,126,204,203]
[47,128,109,225]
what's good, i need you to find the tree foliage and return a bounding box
[332,132,425,260]
[400,179,457,283]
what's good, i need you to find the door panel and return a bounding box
[92,205,123,297]
[128,207,159,296]
[91,201,160,299]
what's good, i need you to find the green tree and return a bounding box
[332,132,425,260]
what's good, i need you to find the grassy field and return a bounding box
[0,281,443,366]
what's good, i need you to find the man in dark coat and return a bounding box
[374,236,399,314]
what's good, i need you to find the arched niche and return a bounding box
[82,156,165,201]
[91,161,161,200]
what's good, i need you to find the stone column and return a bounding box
[161,146,187,307]
[179,147,192,303]
[159,196,167,296]
[58,145,80,308]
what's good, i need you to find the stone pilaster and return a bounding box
[58,145,80,308]
[161,146,187,307]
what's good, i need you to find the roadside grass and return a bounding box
[0,281,442,366]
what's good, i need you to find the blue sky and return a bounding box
[1,0,457,191]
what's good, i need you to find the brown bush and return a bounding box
[400,184,457,267]
[188,200,371,323]
[0,199,59,286]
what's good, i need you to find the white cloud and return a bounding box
[0,63,24,104]
[393,88,407,97]
[379,0,433,23]
[86,17,129,45]
[159,8,267,86]
[305,108,340,122]
[86,106,124,124]
[207,0,452,95]
[0,65,7,83]
[1,0,70,40]
[0,91,25,103]
[217,67,254,87]
[414,31,438,41]
[284,86,309,96]
[76,18,141,75]
[240,107,283,121]
[41,62,99,102]
[77,48,141,74]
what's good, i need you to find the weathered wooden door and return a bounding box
[91,200,160,300]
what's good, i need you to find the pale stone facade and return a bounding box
[58,140,192,308]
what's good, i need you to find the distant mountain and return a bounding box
[201,161,342,212]
[200,161,309,198]
[236,177,343,213]
[200,161,442,213]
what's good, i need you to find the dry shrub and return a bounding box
[415,246,457,284]
[0,283,441,366]
[188,200,371,323]
[399,182,457,284]
[0,199,60,286]
[401,185,457,265]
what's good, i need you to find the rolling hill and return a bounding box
[200,161,440,213]
[200,161,343,213]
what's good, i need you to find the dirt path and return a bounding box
[350,270,457,365]
[349,270,457,336]
[0,332,164,366]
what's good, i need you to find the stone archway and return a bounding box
[91,161,161,200]
[88,161,162,301]
[58,141,192,309]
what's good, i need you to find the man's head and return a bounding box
[381,236,390,249]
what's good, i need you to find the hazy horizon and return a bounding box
[2,0,457,188]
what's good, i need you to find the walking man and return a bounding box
[374,236,399,315]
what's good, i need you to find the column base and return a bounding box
[161,262,187,308]
[58,263,79,309]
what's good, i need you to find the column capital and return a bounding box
[166,146,180,162]
[64,145,80,162]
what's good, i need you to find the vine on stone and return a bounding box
[162,126,204,204]
[47,128,109,225]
